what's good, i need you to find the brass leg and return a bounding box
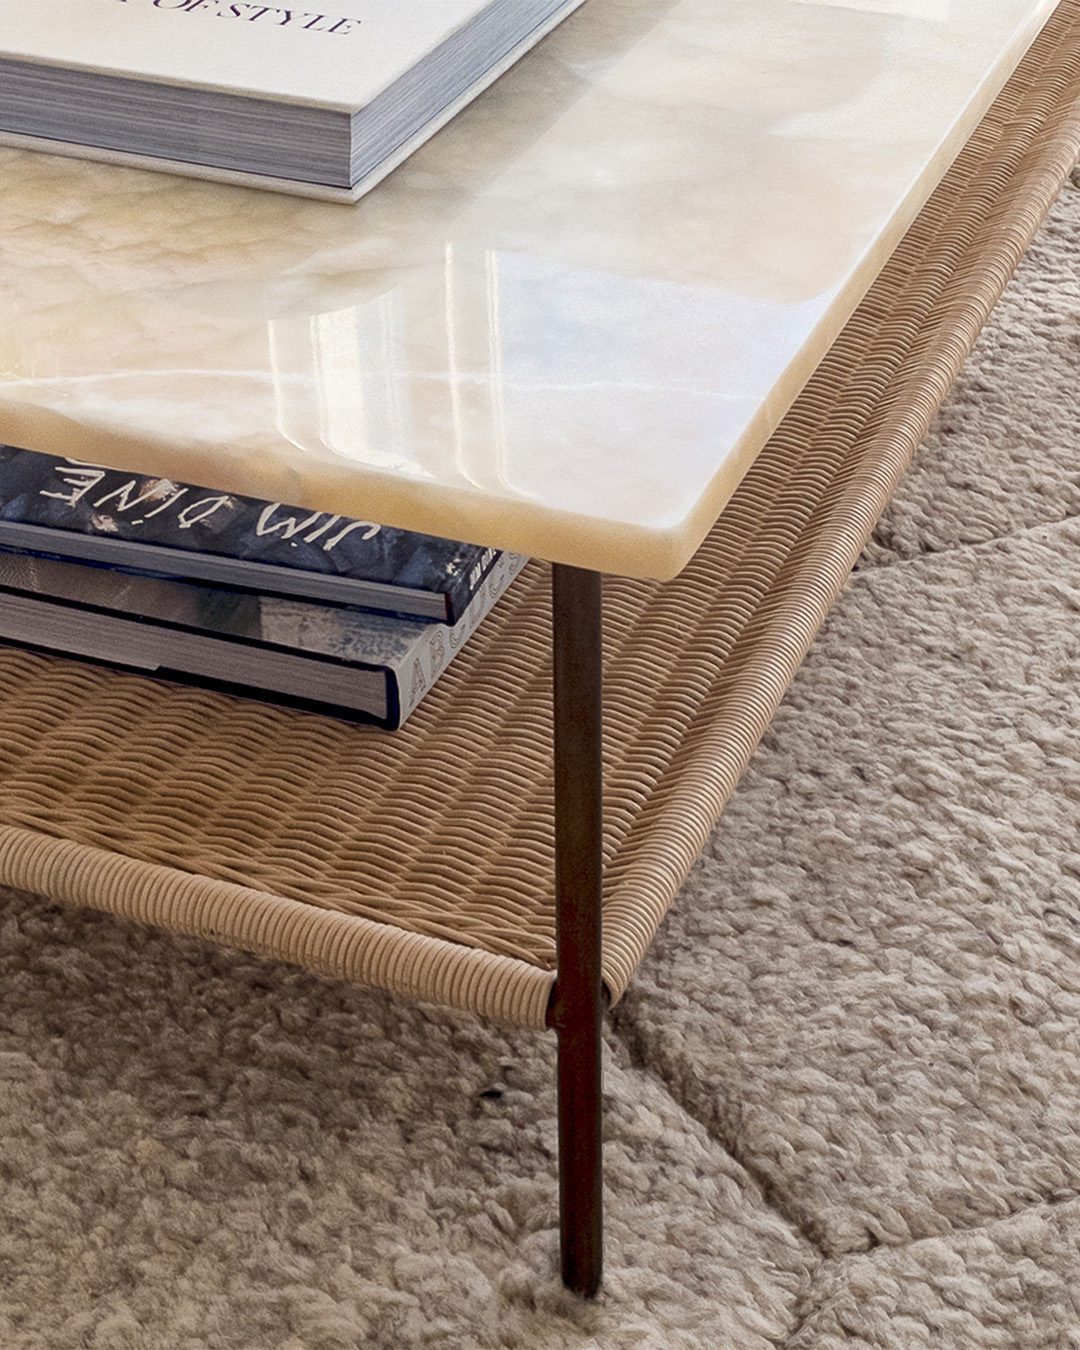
[550,564,604,1298]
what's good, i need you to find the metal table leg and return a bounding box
[550,564,604,1297]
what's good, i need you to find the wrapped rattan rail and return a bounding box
[1,6,1079,1030]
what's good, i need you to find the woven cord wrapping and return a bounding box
[1,3,1079,1028]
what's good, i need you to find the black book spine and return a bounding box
[443,544,501,623]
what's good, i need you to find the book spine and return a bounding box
[381,669,402,732]
[390,552,528,727]
[443,544,501,624]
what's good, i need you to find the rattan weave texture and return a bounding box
[1,5,1078,1029]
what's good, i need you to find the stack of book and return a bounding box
[0,447,525,729]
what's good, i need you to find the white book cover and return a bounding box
[0,0,555,110]
[0,0,585,197]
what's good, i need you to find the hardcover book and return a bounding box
[0,0,585,200]
[0,446,498,623]
[0,547,527,728]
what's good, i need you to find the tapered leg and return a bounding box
[551,564,604,1298]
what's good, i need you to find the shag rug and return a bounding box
[2,171,1079,1350]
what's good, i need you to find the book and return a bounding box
[0,547,527,729]
[0,446,498,624]
[0,0,585,200]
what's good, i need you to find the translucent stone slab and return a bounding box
[0,0,1059,577]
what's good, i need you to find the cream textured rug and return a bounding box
[1,171,1079,1350]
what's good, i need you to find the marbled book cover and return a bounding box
[0,547,527,728]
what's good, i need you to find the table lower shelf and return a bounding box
[1,7,1078,1030]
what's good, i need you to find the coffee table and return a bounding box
[0,0,1077,1298]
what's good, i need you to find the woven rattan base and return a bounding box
[2,8,1079,1030]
